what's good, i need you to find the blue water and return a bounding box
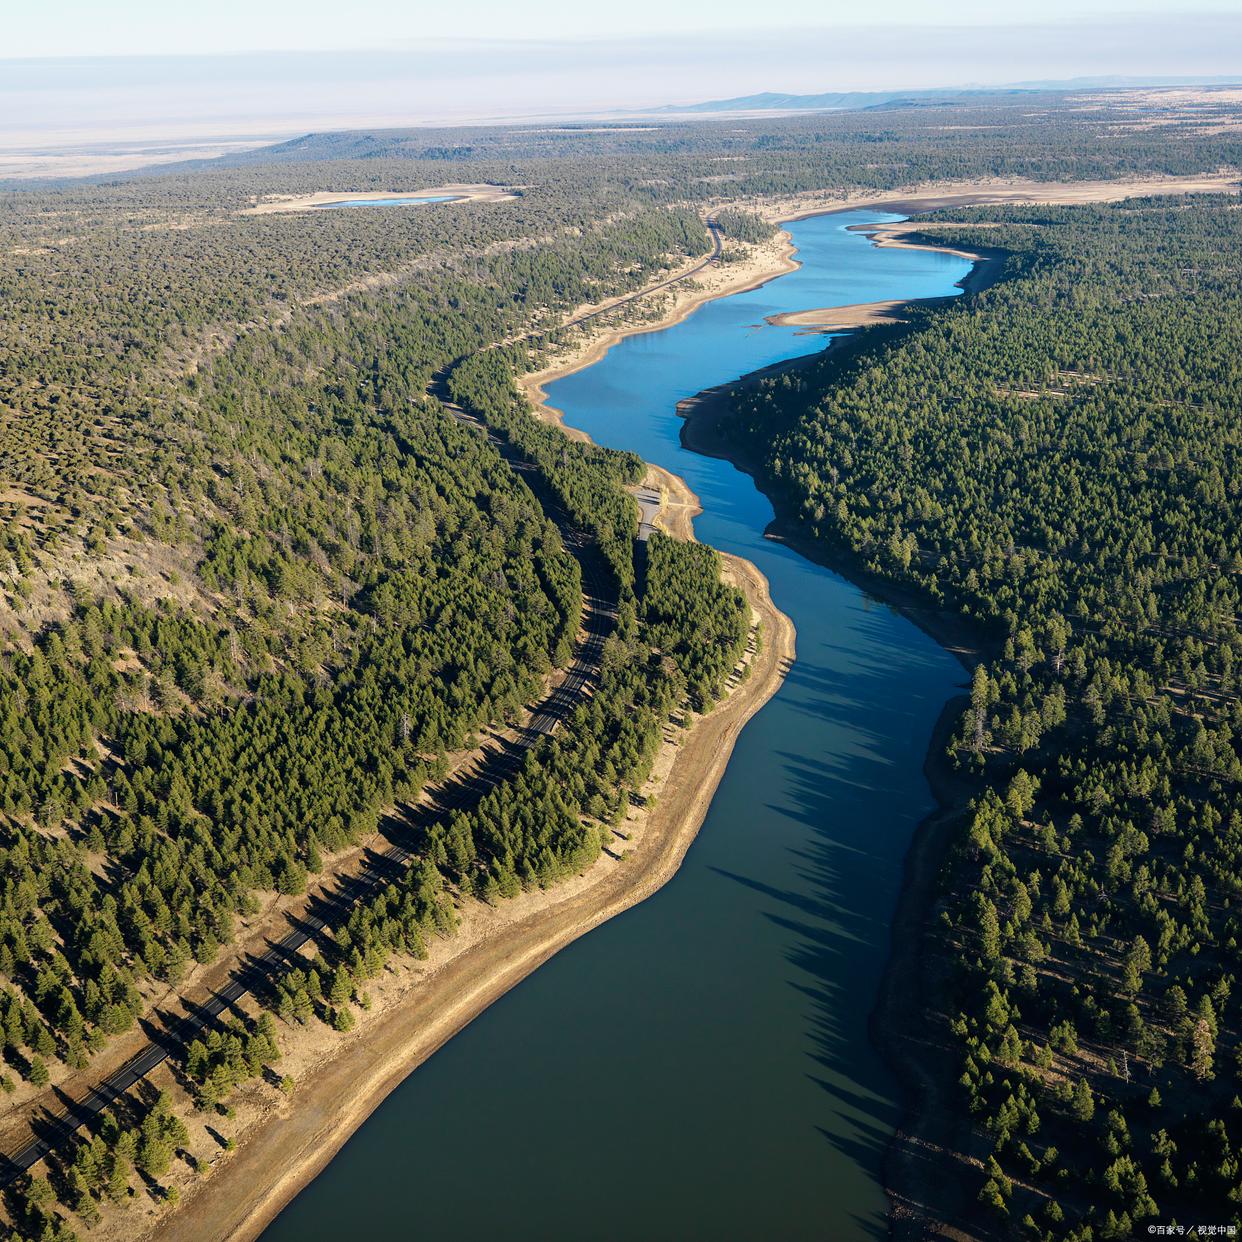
[264,212,970,1241]
[314,194,462,208]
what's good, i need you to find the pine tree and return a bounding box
[1190,1015,1216,1081]
[106,1152,131,1203]
[1072,1078,1095,1122]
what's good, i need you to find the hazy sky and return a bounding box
[2,5,1240,173]
[8,0,1242,57]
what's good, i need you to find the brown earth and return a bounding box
[240,184,517,214]
[766,299,910,332]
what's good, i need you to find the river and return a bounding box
[263,211,972,1240]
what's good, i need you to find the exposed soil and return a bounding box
[154,509,793,1242]
[240,184,517,214]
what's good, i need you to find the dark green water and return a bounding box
[264,212,971,1241]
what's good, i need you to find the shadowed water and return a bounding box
[263,212,969,1240]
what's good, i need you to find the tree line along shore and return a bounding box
[697,188,1242,1239]
[0,90,1238,1240]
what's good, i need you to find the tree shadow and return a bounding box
[703,600,959,1235]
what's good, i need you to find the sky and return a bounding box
[7,0,1242,57]
[1,4,1239,175]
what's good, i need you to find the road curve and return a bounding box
[0,408,618,1187]
[0,212,724,1185]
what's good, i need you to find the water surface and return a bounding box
[265,212,970,1240]
[314,194,462,208]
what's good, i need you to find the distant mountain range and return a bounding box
[659,75,1242,115]
[657,89,985,114]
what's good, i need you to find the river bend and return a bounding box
[265,211,972,1241]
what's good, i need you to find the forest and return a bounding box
[715,193,1242,1236]
[0,86,1239,1237]
[0,90,763,1234]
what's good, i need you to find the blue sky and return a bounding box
[8,0,1242,58]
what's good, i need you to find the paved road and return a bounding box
[0,214,723,1183]
[554,217,722,338]
[0,414,618,1188]
[634,485,662,542]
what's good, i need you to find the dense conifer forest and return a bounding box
[0,92,768,1236]
[714,193,1242,1236]
[0,86,1238,1237]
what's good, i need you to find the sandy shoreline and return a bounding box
[222,170,1235,1238]
[151,256,795,1241]
[748,171,1239,227]
[241,184,517,214]
[157,532,792,1242]
[766,298,909,332]
[524,172,1236,396]
[33,170,1237,1242]
[518,231,799,419]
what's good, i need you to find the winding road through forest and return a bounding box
[0,211,727,1188]
[0,406,618,1188]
